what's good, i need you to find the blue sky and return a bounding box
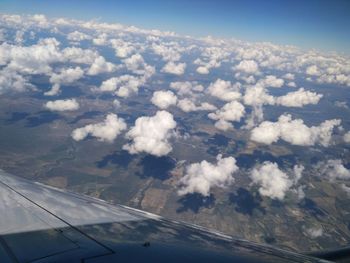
[1,0,349,54]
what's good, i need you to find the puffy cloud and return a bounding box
[2,13,178,39]
[208,101,245,131]
[146,36,160,42]
[44,84,61,96]
[239,41,350,87]
[170,81,204,96]
[113,99,121,108]
[123,53,143,71]
[92,33,108,46]
[293,165,305,184]
[317,159,350,181]
[196,66,209,75]
[316,73,350,87]
[193,46,227,74]
[0,69,33,94]
[207,79,241,101]
[151,43,182,61]
[294,186,306,200]
[151,90,178,109]
[335,101,348,109]
[177,98,216,112]
[250,162,303,200]
[251,163,291,200]
[257,75,284,88]
[287,81,297,88]
[123,111,177,156]
[212,119,234,131]
[234,60,259,74]
[99,78,120,92]
[4,38,62,75]
[176,99,193,112]
[344,131,350,143]
[178,154,238,197]
[123,53,155,77]
[242,82,281,128]
[72,113,127,143]
[14,30,24,44]
[110,39,135,58]
[32,14,48,27]
[45,66,84,96]
[44,99,79,111]
[161,61,186,75]
[235,46,264,61]
[283,73,295,80]
[2,14,349,95]
[98,75,145,97]
[67,30,91,42]
[243,85,275,106]
[251,114,341,146]
[87,56,116,75]
[62,47,99,64]
[243,105,265,129]
[250,118,281,145]
[49,67,84,84]
[239,75,256,84]
[244,84,322,109]
[306,227,323,238]
[306,65,320,76]
[276,88,323,107]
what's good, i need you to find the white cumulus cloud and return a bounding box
[123,53,155,77]
[151,90,178,109]
[306,227,323,238]
[316,159,350,181]
[243,85,275,106]
[344,131,350,143]
[123,111,177,156]
[208,101,245,131]
[177,98,216,112]
[4,38,62,75]
[87,56,116,75]
[250,162,303,200]
[178,154,238,197]
[196,66,209,74]
[72,113,127,143]
[111,39,135,58]
[67,30,91,42]
[44,99,79,111]
[161,61,186,75]
[170,81,204,96]
[257,75,284,88]
[98,75,145,98]
[207,79,241,101]
[276,88,323,107]
[0,69,33,94]
[234,60,259,74]
[251,114,341,146]
[283,73,295,80]
[306,65,320,76]
[92,33,108,46]
[45,66,84,96]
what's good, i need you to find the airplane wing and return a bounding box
[0,169,333,262]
